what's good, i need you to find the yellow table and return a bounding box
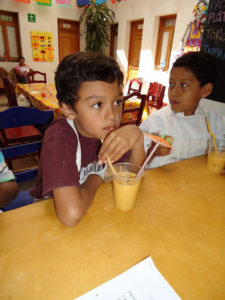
[16,83,62,117]
[0,156,224,300]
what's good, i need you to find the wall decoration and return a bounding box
[14,0,30,2]
[76,0,90,6]
[193,0,208,28]
[182,22,202,54]
[56,0,71,5]
[34,0,52,6]
[31,31,54,62]
[95,0,106,4]
[28,13,36,23]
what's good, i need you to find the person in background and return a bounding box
[13,56,33,84]
[0,151,18,210]
[30,52,145,227]
[140,51,225,169]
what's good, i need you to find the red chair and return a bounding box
[121,92,146,126]
[127,78,143,94]
[146,82,166,110]
[28,71,47,84]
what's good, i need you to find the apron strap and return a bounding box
[66,118,81,172]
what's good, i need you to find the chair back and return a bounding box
[0,73,18,107]
[121,92,146,126]
[0,107,53,183]
[28,71,47,84]
[9,68,18,87]
[127,78,143,94]
[146,82,166,110]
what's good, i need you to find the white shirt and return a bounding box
[140,104,225,168]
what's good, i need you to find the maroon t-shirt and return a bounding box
[30,117,129,199]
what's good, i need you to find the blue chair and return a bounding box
[1,190,34,212]
[0,107,54,183]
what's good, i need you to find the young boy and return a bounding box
[140,51,225,168]
[30,52,145,227]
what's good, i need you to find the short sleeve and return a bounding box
[0,151,15,183]
[41,135,79,196]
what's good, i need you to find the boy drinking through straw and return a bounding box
[31,52,145,227]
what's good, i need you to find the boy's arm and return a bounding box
[0,181,19,208]
[53,174,103,227]
[98,125,145,166]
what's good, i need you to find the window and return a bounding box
[155,14,176,72]
[0,10,21,62]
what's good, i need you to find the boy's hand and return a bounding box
[98,125,145,166]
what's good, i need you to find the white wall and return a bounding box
[0,0,81,83]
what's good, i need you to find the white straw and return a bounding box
[137,141,160,177]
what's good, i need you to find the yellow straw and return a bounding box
[205,117,217,153]
[100,139,117,176]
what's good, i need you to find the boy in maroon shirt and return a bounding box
[31,52,145,227]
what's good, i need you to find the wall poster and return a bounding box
[30,31,54,62]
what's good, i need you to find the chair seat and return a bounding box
[1,190,34,211]
[124,98,141,109]
[5,125,41,141]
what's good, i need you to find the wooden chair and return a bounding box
[9,68,18,87]
[127,78,143,94]
[146,82,166,110]
[0,107,54,173]
[0,73,18,107]
[121,92,146,126]
[0,67,9,91]
[28,71,47,84]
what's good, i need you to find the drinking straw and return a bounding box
[100,139,117,176]
[137,141,160,177]
[205,117,217,153]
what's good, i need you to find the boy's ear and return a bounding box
[201,83,213,98]
[59,103,76,120]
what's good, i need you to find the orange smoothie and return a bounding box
[207,151,225,174]
[113,171,142,211]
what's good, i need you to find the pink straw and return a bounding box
[137,141,160,177]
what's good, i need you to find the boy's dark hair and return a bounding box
[55,52,124,106]
[172,51,217,86]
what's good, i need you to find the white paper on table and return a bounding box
[74,256,181,300]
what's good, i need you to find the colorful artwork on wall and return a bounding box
[56,0,71,5]
[14,0,30,2]
[183,22,202,53]
[31,31,54,62]
[34,0,52,6]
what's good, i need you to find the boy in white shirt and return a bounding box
[140,52,225,169]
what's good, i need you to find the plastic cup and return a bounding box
[207,139,225,174]
[112,162,144,211]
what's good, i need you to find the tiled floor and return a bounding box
[0,92,37,191]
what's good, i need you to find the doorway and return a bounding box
[110,23,118,59]
[58,19,80,62]
[127,19,143,81]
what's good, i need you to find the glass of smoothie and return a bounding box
[207,139,225,174]
[112,162,144,211]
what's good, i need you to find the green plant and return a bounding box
[79,0,115,53]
